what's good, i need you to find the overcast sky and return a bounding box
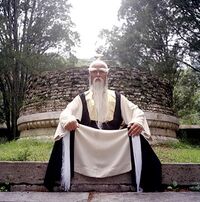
[69,0,121,59]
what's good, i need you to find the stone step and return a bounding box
[0,162,200,192]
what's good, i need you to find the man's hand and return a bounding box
[64,120,79,131]
[128,123,143,136]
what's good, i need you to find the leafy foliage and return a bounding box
[0,92,4,124]
[168,0,200,72]
[173,69,200,124]
[98,0,200,84]
[0,0,79,139]
[32,53,78,71]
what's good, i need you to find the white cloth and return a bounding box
[74,124,131,177]
[61,133,70,191]
[61,124,142,192]
[131,134,143,192]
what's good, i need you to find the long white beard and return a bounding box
[90,78,108,129]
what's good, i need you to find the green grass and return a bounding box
[153,140,200,163]
[0,138,200,163]
[0,138,53,161]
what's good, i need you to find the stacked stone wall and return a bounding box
[20,66,174,117]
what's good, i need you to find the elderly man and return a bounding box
[44,59,162,192]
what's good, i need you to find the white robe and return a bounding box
[55,90,151,141]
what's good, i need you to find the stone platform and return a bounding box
[17,111,179,144]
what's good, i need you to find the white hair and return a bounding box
[88,59,109,72]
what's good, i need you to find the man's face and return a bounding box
[89,64,108,85]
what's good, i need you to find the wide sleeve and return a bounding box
[54,95,82,141]
[121,94,151,139]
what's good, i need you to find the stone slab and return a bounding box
[162,163,200,185]
[179,125,200,129]
[17,112,61,125]
[0,192,89,202]
[0,162,47,184]
[0,192,200,202]
[91,192,200,202]
[20,128,56,138]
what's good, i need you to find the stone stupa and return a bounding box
[17,66,179,143]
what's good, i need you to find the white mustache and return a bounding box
[93,77,104,83]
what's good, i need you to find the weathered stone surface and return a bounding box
[162,163,200,185]
[0,192,89,202]
[0,162,200,192]
[0,192,200,202]
[17,111,179,140]
[72,172,132,185]
[179,125,200,129]
[0,162,47,184]
[70,184,135,192]
[20,67,174,116]
[91,192,200,202]
[11,185,48,192]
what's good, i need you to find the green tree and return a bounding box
[33,53,78,71]
[98,0,200,83]
[173,69,200,124]
[168,0,200,72]
[98,0,183,85]
[0,91,4,124]
[0,0,79,140]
